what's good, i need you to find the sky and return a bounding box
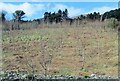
[0,2,119,20]
[0,0,119,2]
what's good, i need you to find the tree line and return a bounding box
[0,9,68,23]
[0,8,120,30]
[44,9,68,24]
[1,8,120,22]
[102,8,120,21]
[79,12,101,21]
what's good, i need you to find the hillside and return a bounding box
[2,21,118,77]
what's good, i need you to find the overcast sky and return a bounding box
[0,2,118,20]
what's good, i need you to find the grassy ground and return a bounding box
[2,21,118,77]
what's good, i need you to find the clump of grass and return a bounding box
[105,18,119,28]
[59,67,72,75]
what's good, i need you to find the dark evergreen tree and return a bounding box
[0,10,7,22]
[102,8,120,21]
[51,12,56,23]
[43,9,70,24]
[56,9,62,23]
[63,9,68,19]
[44,12,49,23]
[87,13,94,20]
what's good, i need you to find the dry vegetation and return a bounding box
[2,21,118,77]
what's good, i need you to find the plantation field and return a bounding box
[2,21,118,77]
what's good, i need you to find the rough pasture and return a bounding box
[2,21,118,77]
